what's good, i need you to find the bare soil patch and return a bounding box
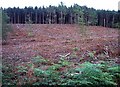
[2,24,120,65]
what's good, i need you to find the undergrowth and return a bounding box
[2,50,120,86]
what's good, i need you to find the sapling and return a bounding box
[1,9,12,44]
[25,14,34,37]
[71,47,79,58]
[78,12,87,38]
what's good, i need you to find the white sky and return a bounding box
[0,0,120,11]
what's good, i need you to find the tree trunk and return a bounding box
[61,11,62,24]
[49,13,51,24]
[71,13,72,24]
[35,11,37,24]
[43,12,44,24]
[77,14,79,24]
[18,14,19,23]
[24,13,26,24]
[39,13,41,24]
[104,18,105,27]
[112,15,114,27]
[14,12,16,24]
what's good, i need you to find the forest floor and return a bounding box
[0,24,120,87]
[2,24,120,65]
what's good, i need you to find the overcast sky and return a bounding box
[0,0,120,11]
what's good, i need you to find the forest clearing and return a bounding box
[1,1,120,86]
[2,24,120,63]
[2,24,120,86]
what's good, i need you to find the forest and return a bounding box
[1,2,120,87]
[2,2,120,28]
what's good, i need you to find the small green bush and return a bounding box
[0,9,12,41]
[2,55,120,86]
[64,62,117,86]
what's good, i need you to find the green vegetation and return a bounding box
[0,9,12,42]
[25,14,34,37]
[3,3,120,28]
[1,4,119,86]
[0,9,2,38]
[2,51,120,86]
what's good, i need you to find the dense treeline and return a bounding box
[1,2,120,28]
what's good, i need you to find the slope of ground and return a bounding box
[2,24,120,65]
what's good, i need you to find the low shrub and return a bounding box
[2,55,120,86]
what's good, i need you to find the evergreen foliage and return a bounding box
[0,9,12,41]
[2,55,120,86]
[3,2,120,28]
